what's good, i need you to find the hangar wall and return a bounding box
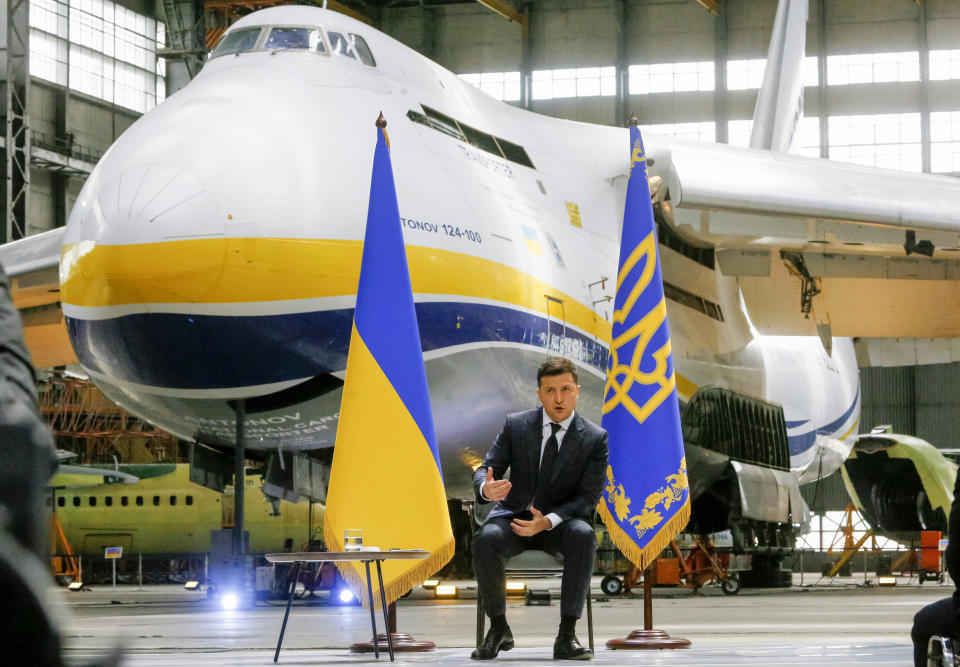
[381,0,960,159]
[13,1,960,471]
[860,363,960,451]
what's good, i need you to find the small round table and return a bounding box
[265,549,429,662]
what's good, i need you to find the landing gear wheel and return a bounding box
[600,575,623,596]
[721,575,740,595]
[919,572,926,584]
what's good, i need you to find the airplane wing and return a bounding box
[650,137,960,339]
[0,228,74,368]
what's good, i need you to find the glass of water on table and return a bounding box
[344,528,363,551]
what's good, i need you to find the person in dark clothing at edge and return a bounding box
[912,466,960,666]
[0,261,118,666]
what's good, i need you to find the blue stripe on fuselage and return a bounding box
[66,302,609,390]
[786,385,860,456]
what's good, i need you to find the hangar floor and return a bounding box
[59,576,935,666]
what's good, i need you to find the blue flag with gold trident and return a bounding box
[598,125,690,569]
[324,119,453,607]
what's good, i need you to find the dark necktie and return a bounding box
[533,422,561,512]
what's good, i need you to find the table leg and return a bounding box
[274,561,302,663]
[365,561,380,659]
[375,561,395,661]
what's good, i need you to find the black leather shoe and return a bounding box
[471,625,514,660]
[553,634,593,660]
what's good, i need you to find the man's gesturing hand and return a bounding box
[511,506,551,536]
[483,467,512,501]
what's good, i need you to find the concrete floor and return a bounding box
[56,575,942,666]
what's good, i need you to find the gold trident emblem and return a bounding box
[602,230,676,423]
[629,138,645,178]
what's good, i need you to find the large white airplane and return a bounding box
[3,0,955,581]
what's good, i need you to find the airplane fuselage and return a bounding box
[59,7,859,500]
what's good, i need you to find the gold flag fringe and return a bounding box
[324,523,454,611]
[597,499,690,572]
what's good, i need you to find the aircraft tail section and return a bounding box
[749,0,809,152]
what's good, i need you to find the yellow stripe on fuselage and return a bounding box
[60,238,613,342]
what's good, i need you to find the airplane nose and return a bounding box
[74,164,225,244]
[60,163,233,307]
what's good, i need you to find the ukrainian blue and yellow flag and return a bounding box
[521,224,543,255]
[598,124,690,569]
[324,119,453,606]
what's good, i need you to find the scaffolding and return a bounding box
[38,377,181,463]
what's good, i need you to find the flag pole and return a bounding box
[342,112,439,654]
[606,564,690,649]
[601,115,690,651]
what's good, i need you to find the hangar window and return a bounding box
[170,495,177,506]
[827,51,919,86]
[105,496,113,507]
[152,495,160,506]
[727,57,819,90]
[930,111,960,173]
[459,72,521,102]
[212,27,262,58]
[89,497,97,507]
[930,50,960,81]
[531,67,615,100]
[121,496,128,507]
[186,495,194,506]
[264,27,324,53]
[629,61,714,95]
[30,0,166,113]
[136,495,143,506]
[58,496,65,507]
[73,496,80,507]
[350,34,376,66]
[828,113,921,172]
[727,117,821,158]
[639,121,716,144]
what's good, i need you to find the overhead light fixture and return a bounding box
[525,589,551,606]
[67,581,85,591]
[434,584,458,599]
[422,579,439,589]
[506,581,527,596]
[878,576,896,586]
[184,580,200,590]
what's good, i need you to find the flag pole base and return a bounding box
[350,633,435,652]
[606,629,691,650]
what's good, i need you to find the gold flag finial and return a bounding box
[376,112,390,149]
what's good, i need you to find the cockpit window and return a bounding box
[212,27,262,57]
[351,34,376,66]
[265,27,325,52]
[328,31,357,59]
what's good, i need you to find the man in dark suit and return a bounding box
[911,465,960,666]
[471,356,608,661]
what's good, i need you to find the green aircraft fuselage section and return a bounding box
[50,463,324,556]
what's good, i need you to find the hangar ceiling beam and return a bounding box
[918,0,930,174]
[476,0,524,25]
[696,0,720,15]
[327,0,377,26]
[0,0,30,243]
[520,2,531,109]
[159,0,206,80]
[713,0,728,143]
[615,0,627,127]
